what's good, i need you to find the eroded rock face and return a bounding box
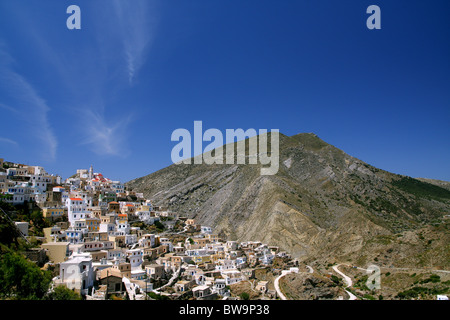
[280,273,346,300]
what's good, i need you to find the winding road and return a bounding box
[273,263,449,301]
[274,271,290,300]
[332,264,357,300]
[274,266,314,300]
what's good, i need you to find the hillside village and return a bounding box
[2,157,449,301]
[0,158,302,300]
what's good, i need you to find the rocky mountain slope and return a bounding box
[127,133,450,267]
[279,272,348,300]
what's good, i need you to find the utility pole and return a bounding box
[106,269,109,300]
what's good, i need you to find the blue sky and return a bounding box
[0,0,449,182]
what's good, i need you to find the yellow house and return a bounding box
[42,207,65,219]
[139,204,151,211]
[192,255,212,264]
[171,255,183,268]
[117,214,128,224]
[211,253,224,262]
[41,242,70,263]
[194,238,210,246]
[85,217,101,232]
[98,263,131,279]
[207,234,221,243]
[110,235,126,249]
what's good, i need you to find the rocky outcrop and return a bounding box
[279,273,347,300]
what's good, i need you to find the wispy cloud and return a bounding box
[0,46,58,161]
[0,102,18,114]
[79,109,133,157]
[112,0,155,84]
[0,137,18,146]
[0,2,156,161]
[70,1,156,157]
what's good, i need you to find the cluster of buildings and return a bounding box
[58,228,297,299]
[1,158,298,300]
[167,235,297,300]
[0,158,62,204]
[44,216,296,300]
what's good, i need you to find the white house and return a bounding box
[221,270,243,285]
[106,249,125,262]
[212,279,227,295]
[159,238,173,252]
[6,186,25,204]
[136,210,151,222]
[99,222,116,235]
[31,166,47,176]
[130,269,147,281]
[139,234,156,248]
[66,177,81,189]
[235,256,247,268]
[127,248,143,268]
[111,181,124,194]
[70,191,93,207]
[33,192,47,204]
[64,227,85,244]
[201,226,213,234]
[6,168,17,176]
[259,254,274,266]
[66,198,88,227]
[215,259,237,272]
[125,234,138,246]
[56,253,95,295]
[29,174,50,193]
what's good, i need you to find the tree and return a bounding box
[46,286,82,300]
[154,220,165,231]
[0,250,52,299]
[30,209,50,235]
[0,215,20,246]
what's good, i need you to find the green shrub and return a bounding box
[147,291,170,300]
[46,286,82,300]
[239,292,250,300]
[393,177,450,200]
